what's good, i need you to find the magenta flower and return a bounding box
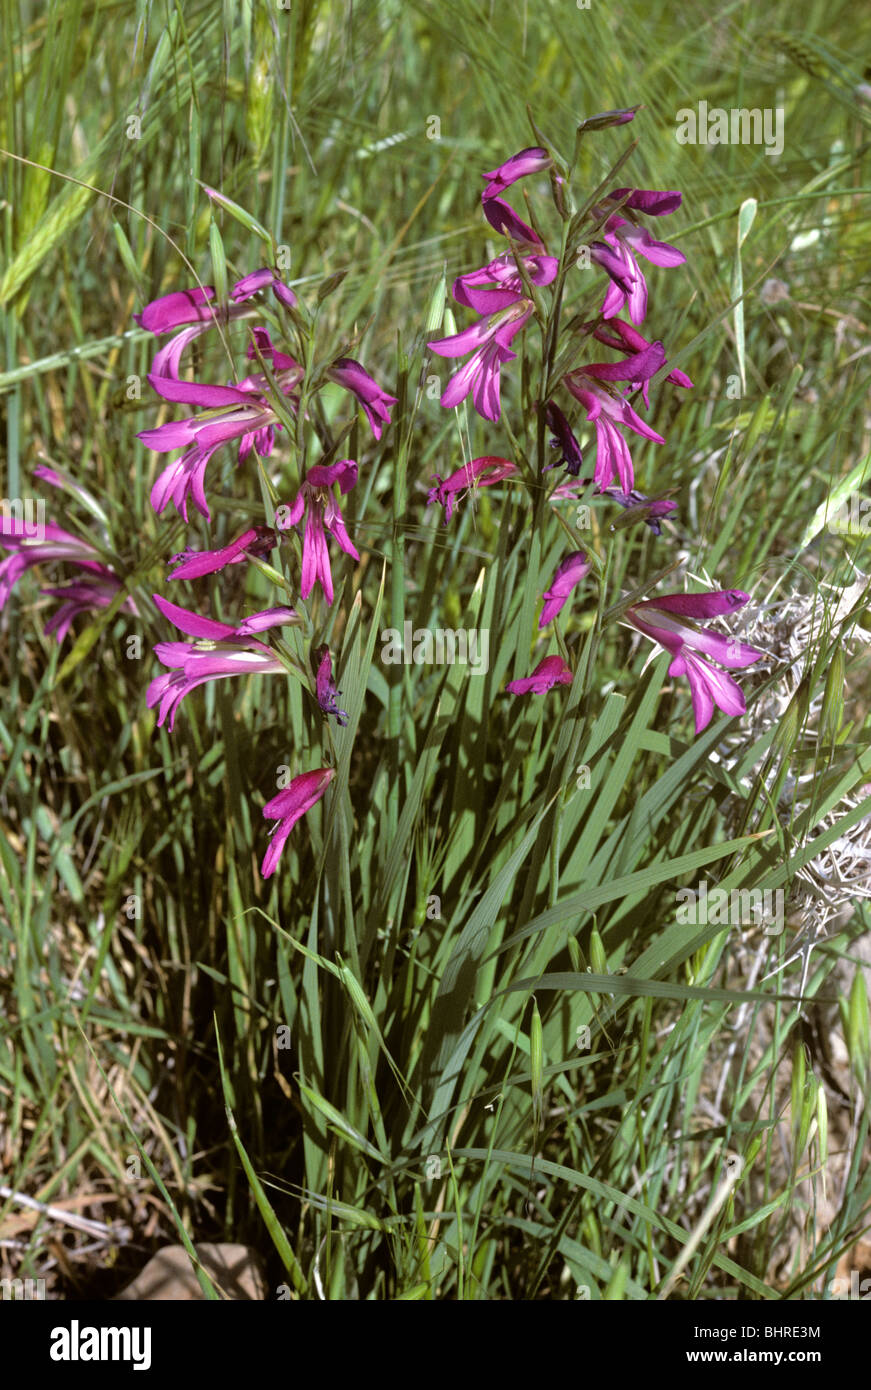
[326,358,397,440]
[429,301,531,421]
[230,266,297,310]
[280,459,359,605]
[506,654,573,696]
[134,286,220,334]
[605,188,683,216]
[234,606,299,635]
[168,526,277,581]
[539,552,591,627]
[563,360,665,493]
[591,319,693,407]
[624,588,764,733]
[261,767,335,880]
[140,352,303,521]
[313,645,348,725]
[136,268,296,335]
[453,252,557,316]
[0,515,138,641]
[427,455,517,524]
[595,214,685,324]
[481,196,545,251]
[481,146,552,201]
[136,271,297,379]
[1,518,103,609]
[564,339,667,495]
[147,594,297,731]
[39,575,131,643]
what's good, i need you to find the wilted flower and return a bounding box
[261,767,335,880]
[506,653,573,695]
[577,108,639,133]
[624,588,764,733]
[280,459,359,605]
[427,455,517,524]
[545,402,585,476]
[539,552,591,627]
[313,644,348,725]
[598,486,678,535]
[552,478,678,536]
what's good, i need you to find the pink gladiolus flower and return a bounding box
[481,146,552,201]
[136,269,296,335]
[563,362,665,493]
[230,267,297,310]
[481,196,545,251]
[1,519,104,609]
[134,286,220,334]
[624,588,764,733]
[261,767,335,880]
[539,552,591,627]
[147,594,297,731]
[429,301,531,421]
[39,575,132,644]
[0,515,138,640]
[280,459,359,605]
[140,353,303,521]
[605,188,683,216]
[506,654,573,695]
[313,644,348,725]
[596,213,685,325]
[453,253,558,316]
[591,319,693,407]
[234,606,299,636]
[427,455,517,524]
[326,358,397,440]
[136,271,297,379]
[168,526,277,580]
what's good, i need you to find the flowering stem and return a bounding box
[387,352,409,839]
